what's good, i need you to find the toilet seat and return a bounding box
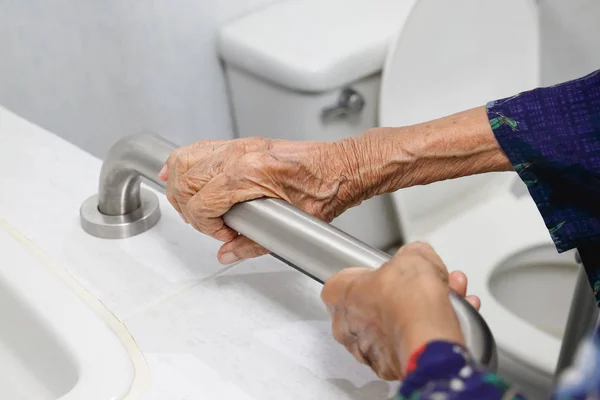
[377,0,539,241]
[375,0,552,379]
[426,194,562,376]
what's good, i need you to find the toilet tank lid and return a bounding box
[218,0,416,92]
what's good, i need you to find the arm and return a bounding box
[344,105,513,197]
[333,70,600,399]
[320,242,600,400]
[159,70,600,270]
[356,69,600,253]
[356,69,600,303]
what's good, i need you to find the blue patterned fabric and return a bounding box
[487,69,600,303]
[487,69,600,254]
[397,342,526,400]
[396,69,600,399]
[396,333,600,400]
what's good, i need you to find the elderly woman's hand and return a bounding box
[320,242,480,381]
[158,136,383,264]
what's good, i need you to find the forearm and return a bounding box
[343,106,513,197]
[347,69,600,257]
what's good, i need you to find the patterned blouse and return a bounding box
[397,69,600,400]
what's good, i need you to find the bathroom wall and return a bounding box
[539,0,600,85]
[1,1,599,159]
[0,0,281,158]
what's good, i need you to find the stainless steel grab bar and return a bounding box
[80,134,497,369]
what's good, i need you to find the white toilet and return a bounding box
[421,193,579,398]
[219,0,579,398]
[380,1,578,397]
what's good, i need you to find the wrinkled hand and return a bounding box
[158,137,368,264]
[321,242,480,381]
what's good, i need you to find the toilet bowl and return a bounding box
[424,194,579,398]
[377,1,577,396]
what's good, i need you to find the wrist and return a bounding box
[400,324,465,370]
[336,129,412,201]
[385,279,465,372]
[405,106,512,185]
[330,135,388,205]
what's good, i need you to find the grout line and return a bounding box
[120,261,244,322]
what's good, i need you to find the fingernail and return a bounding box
[178,212,189,223]
[158,164,167,179]
[220,252,239,265]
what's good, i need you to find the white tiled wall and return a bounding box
[540,0,600,85]
[0,0,281,158]
[1,1,598,158]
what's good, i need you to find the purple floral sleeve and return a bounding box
[397,328,600,400]
[487,69,600,303]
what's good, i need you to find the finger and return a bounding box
[358,335,399,381]
[392,242,453,287]
[164,141,227,213]
[184,172,268,219]
[320,267,371,307]
[465,295,481,311]
[158,164,168,181]
[217,235,270,264]
[346,340,368,365]
[162,137,264,185]
[448,271,468,298]
[165,140,227,176]
[330,309,354,345]
[395,242,445,267]
[182,173,268,241]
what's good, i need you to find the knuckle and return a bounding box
[304,202,327,220]
[241,136,265,148]
[171,180,188,203]
[187,197,209,222]
[166,148,184,167]
[320,283,334,305]
[377,367,396,381]
[395,241,433,260]
[166,191,178,208]
[248,244,269,258]
[213,227,237,242]
[331,325,345,344]
[404,241,433,252]
[191,218,212,236]
[239,151,266,170]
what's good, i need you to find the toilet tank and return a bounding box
[218,0,416,250]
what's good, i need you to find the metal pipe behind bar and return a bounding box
[81,134,497,369]
[554,249,599,380]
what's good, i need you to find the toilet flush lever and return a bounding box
[321,88,365,123]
